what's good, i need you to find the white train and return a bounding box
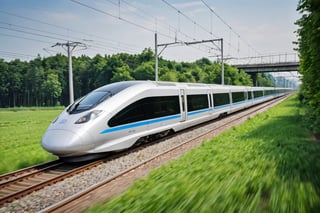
[41,81,291,161]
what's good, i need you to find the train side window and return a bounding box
[187,94,209,111]
[248,91,252,100]
[266,90,275,96]
[108,96,179,127]
[253,91,263,98]
[231,92,245,103]
[213,93,230,107]
[265,90,270,96]
[152,96,180,118]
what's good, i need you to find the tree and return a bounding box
[138,48,154,63]
[202,62,221,84]
[160,71,178,82]
[111,65,134,82]
[7,59,26,107]
[41,73,62,106]
[132,61,154,80]
[25,65,44,106]
[0,59,9,107]
[89,54,108,87]
[73,55,93,97]
[160,66,178,82]
[295,0,320,134]
[237,70,253,86]
[257,74,273,87]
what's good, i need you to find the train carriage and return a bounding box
[41,80,291,161]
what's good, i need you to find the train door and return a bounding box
[179,89,187,122]
[208,89,214,113]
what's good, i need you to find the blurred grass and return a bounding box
[0,108,62,174]
[86,95,320,213]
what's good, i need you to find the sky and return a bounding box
[0,0,300,64]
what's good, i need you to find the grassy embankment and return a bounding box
[0,108,62,174]
[87,95,320,213]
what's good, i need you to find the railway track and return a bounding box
[40,95,289,212]
[0,158,111,205]
[0,160,62,185]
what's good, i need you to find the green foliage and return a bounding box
[0,109,61,174]
[295,0,320,134]
[257,73,274,87]
[86,95,320,213]
[111,65,134,82]
[41,73,62,106]
[132,61,154,80]
[1,49,276,108]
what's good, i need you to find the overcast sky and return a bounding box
[0,0,300,63]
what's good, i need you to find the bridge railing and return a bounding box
[228,52,299,65]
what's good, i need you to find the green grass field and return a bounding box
[0,108,62,174]
[86,95,320,213]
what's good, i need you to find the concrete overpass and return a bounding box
[234,61,299,73]
[233,61,299,86]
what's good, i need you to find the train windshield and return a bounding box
[67,81,143,114]
[67,91,112,114]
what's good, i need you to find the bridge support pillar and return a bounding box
[249,73,258,86]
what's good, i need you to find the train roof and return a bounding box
[95,81,145,94]
[94,81,286,93]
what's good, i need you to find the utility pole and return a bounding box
[52,41,87,104]
[221,38,224,85]
[155,33,158,81]
[155,33,182,81]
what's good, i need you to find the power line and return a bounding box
[0,26,68,42]
[69,0,191,51]
[0,2,222,61]
[70,0,156,34]
[0,21,69,40]
[0,1,263,62]
[161,0,219,39]
[0,32,52,44]
[70,0,218,57]
[0,50,37,60]
[0,10,142,56]
[200,0,261,56]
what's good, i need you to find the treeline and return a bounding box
[295,0,320,134]
[0,48,273,107]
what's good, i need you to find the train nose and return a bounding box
[41,129,85,155]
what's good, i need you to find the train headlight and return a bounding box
[75,110,103,124]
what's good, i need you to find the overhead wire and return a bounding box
[70,0,218,58]
[1,1,264,61]
[70,0,201,55]
[0,9,142,56]
[0,50,37,59]
[0,1,225,60]
[0,32,52,44]
[71,0,156,35]
[162,0,243,56]
[161,0,219,39]
[0,20,137,54]
[159,0,226,58]
[200,0,262,56]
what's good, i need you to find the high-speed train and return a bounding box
[41,81,291,161]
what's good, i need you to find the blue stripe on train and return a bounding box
[100,114,181,134]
